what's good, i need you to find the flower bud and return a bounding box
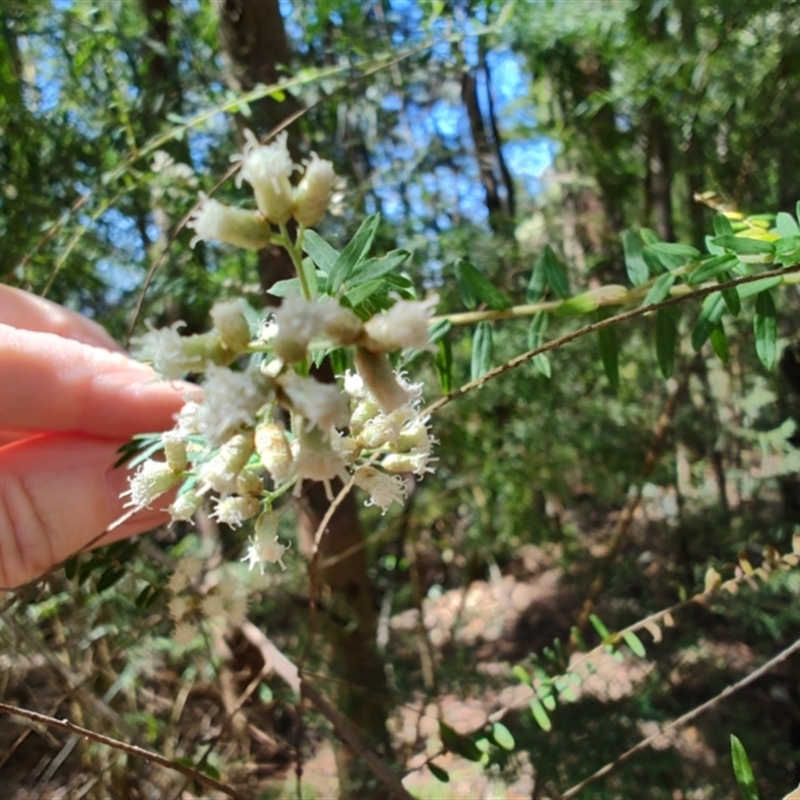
[255,423,294,485]
[162,432,188,473]
[168,489,203,522]
[354,348,411,413]
[241,511,290,573]
[211,495,260,528]
[125,460,181,509]
[277,372,351,431]
[353,465,406,514]
[210,299,252,352]
[363,295,438,353]
[188,195,272,250]
[292,153,336,227]
[233,130,294,224]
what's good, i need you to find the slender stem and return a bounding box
[279,222,311,299]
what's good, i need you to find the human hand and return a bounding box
[0,285,188,589]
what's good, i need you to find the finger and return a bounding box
[0,433,175,589]
[0,324,191,437]
[0,284,122,351]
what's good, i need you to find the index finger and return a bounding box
[0,323,189,438]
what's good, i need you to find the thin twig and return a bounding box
[0,701,246,800]
[559,636,800,799]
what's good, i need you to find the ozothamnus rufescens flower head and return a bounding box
[255,423,294,485]
[124,459,181,509]
[134,322,228,379]
[242,511,289,573]
[195,364,271,447]
[354,347,412,413]
[293,153,336,228]
[168,489,203,522]
[233,130,294,224]
[277,371,351,431]
[188,195,271,250]
[293,425,348,498]
[353,465,407,514]
[363,294,439,353]
[211,495,260,528]
[210,299,252,352]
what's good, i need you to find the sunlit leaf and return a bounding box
[328,213,380,294]
[471,321,493,380]
[623,230,648,286]
[644,272,676,306]
[491,722,515,751]
[730,735,760,800]
[622,630,646,657]
[455,260,511,310]
[753,290,777,369]
[530,698,552,731]
[691,292,726,351]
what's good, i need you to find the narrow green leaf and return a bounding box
[554,292,598,316]
[774,235,800,267]
[640,228,661,245]
[688,254,738,285]
[710,235,775,257]
[429,763,450,783]
[543,694,557,711]
[623,230,648,287]
[439,722,482,762]
[429,319,451,343]
[713,214,735,236]
[730,735,760,800]
[202,764,221,780]
[655,308,677,378]
[753,290,777,369]
[471,322,493,380]
[649,242,702,259]
[530,698,552,731]
[645,245,688,272]
[737,275,782,299]
[302,229,340,274]
[721,286,741,316]
[589,614,611,639]
[347,249,410,288]
[299,255,318,296]
[710,323,729,363]
[512,664,531,685]
[597,323,619,390]
[491,722,515,751]
[96,567,125,592]
[644,272,676,306]
[64,557,78,581]
[533,354,552,378]
[527,256,547,303]
[268,274,327,299]
[691,293,726,351]
[775,211,800,238]
[571,626,588,652]
[541,245,570,299]
[329,213,380,294]
[622,630,646,658]
[455,260,511,310]
[434,334,453,394]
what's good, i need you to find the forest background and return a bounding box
[2,0,800,798]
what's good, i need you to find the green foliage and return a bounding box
[731,735,760,800]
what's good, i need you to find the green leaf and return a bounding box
[302,229,340,274]
[589,614,611,639]
[434,333,453,394]
[623,230,648,287]
[439,722,482,762]
[775,211,800,238]
[512,664,531,685]
[622,630,646,658]
[655,307,677,378]
[730,735,760,800]
[543,694,557,711]
[640,228,661,245]
[710,235,775,257]
[455,260,511,310]
[429,319,451,343]
[471,322,493,380]
[96,567,125,593]
[429,763,450,783]
[329,213,380,294]
[688,254,738,285]
[753,290,777,369]
[530,698,552,731]
[570,626,588,651]
[774,235,800,266]
[554,292,598,316]
[527,256,547,303]
[713,214,735,236]
[737,275,782,299]
[597,323,619,391]
[268,274,328,298]
[347,249,410,288]
[540,245,570,298]
[691,292,726,351]
[644,272,676,306]
[721,286,741,317]
[645,244,689,272]
[344,272,413,310]
[710,323,729,363]
[490,722,515,751]
[649,242,702,259]
[202,764,221,780]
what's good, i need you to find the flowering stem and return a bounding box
[279,222,312,300]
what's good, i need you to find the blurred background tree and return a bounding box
[2,0,800,797]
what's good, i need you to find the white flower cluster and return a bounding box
[126,134,441,575]
[188,130,337,251]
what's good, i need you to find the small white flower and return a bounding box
[210,299,252,351]
[201,593,227,618]
[241,511,290,573]
[187,194,272,250]
[210,495,260,528]
[232,130,295,224]
[168,489,203,522]
[293,153,336,228]
[294,425,349,495]
[277,372,351,431]
[161,430,188,473]
[363,295,438,353]
[357,414,399,449]
[236,468,264,497]
[124,460,180,509]
[168,595,189,621]
[173,620,199,647]
[381,450,437,477]
[196,364,271,446]
[353,465,406,514]
[255,423,294,485]
[134,321,202,379]
[330,433,361,464]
